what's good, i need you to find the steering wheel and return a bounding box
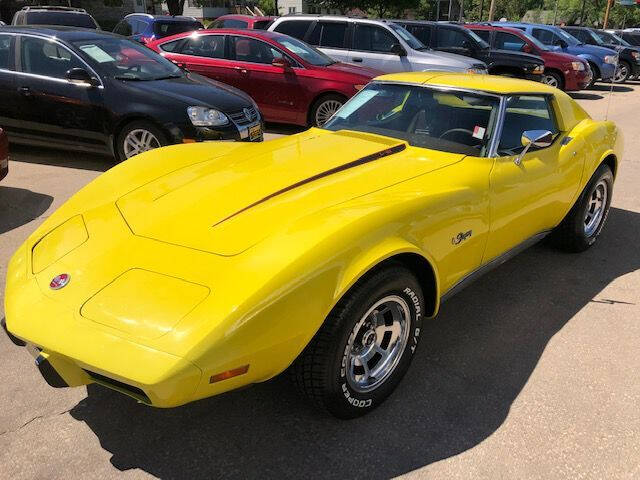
[439,128,476,141]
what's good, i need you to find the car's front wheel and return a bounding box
[291,263,424,418]
[309,94,346,127]
[613,60,631,83]
[541,70,564,90]
[116,120,168,162]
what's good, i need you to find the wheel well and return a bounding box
[587,61,600,79]
[307,91,347,125]
[602,154,617,178]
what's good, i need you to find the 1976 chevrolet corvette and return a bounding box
[4,72,622,418]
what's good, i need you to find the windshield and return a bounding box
[27,11,98,29]
[72,37,182,81]
[556,28,580,46]
[598,30,630,46]
[323,83,499,157]
[388,23,425,50]
[277,36,335,66]
[153,21,202,38]
[467,28,490,49]
[584,29,606,46]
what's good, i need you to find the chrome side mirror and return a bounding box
[515,129,554,165]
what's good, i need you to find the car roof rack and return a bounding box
[21,5,87,13]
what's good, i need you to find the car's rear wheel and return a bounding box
[309,94,345,127]
[541,70,565,90]
[290,264,424,418]
[551,163,613,252]
[116,120,168,162]
[613,60,631,83]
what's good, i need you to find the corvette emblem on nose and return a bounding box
[50,274,70,290]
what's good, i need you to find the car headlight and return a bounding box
[187,106,229,127]
[604,55,617,64]
[32,215,88,273]
[632,51,640,60]
[467,66,487,74]
[571,61,586,71]
[354,84,365,91]
[532,65,544,74]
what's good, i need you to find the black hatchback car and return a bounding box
[394,21,545,81]
[12,6,99,29]
[0,27,263,161]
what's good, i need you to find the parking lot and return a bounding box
[1,83,639,480]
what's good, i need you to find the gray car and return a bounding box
[269,16,487,74]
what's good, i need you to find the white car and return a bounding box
[269,16,487,74]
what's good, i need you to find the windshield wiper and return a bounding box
[114,76,145,81]
[152,74,183,80]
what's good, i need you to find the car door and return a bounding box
[227,35,301,123]
[0,34,19,133]
[14,35,108,152]
[349,24,409,72]
[162,33,232,83]
[484,94,584,262]
[306,21,350,63]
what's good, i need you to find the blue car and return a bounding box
[495,23,618,86]
[113,14,203,45]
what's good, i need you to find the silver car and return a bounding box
[268,16,487,74]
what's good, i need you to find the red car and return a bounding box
[209,15,275,30]
[466,25,592,91]
[148,30,381,126]
[0,127,8,181]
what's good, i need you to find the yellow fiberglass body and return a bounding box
[3,73,623,418]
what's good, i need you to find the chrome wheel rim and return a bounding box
[614,64,628,83]
[123,129,160,159]
[345,295,411,393]
[542,74,559,88]
[315,99,342,126]
[584,179,608,237]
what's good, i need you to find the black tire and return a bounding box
[551,163,614,252]
[291,264,424,418]
[115,120,168,163]
[308,94,346,127]
[586,62,599,88]
[613,60,631,84]
[541,70,565,90]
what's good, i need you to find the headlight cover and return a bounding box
[571,61,586,71]
[467,66,487,74]
[532,65,544,74]
[604,55,617,64]
[187,106,229,127]
[32,215,88,274]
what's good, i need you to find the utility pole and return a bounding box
[459,0,464,21]
[603,0,613,29]
[488,0,496,22]
[479,0,485,21]
[553,0,559,25]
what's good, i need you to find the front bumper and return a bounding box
[565,67,592,91]
[166,118,264,145]
[524,72,544,82]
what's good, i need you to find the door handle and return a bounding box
[234,66,248,74]
[352,57,363,63]
[18,86,32,97]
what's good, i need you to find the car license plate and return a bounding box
[249,124,262,140]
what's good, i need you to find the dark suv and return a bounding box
[12,6,99,29]
[562,26,640,83]
[395,21,545,81]
[113,14,203,45]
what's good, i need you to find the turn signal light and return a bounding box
[209,365,249,384]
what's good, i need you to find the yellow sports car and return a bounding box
[4,72,622,418]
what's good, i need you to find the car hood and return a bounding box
[114,72,254,112]
[565,44,617,58]
[541,50,585,64]
[324,61,382,78]
[116,129,465,256]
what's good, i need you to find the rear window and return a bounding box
[25,11,98,29]
[152,21,202,38]
[220,19,248,29]
[253,20,271,30]
[273,20,313,41]
[308,22,347,49]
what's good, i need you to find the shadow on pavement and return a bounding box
[0,186,53,234]
[69,207,640,480]
[569,92,604,101]
[589,84,634,93]
[9,144,112,172]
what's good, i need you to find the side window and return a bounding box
[113,20,132,36]
[498,95,559,154]
[159,38,187,53]
[406,25,431,46]
[20,37,84,79]
[272,20,313,41]
[230,36,281,64]
[532,28,555,45]
[353,25,397,53]
[179,35,225,58]
[0,35,13,70]
[436,27,469,48]
[495,32,526,51]
[569,30,586,42]
[308,22,347,49]
[471,29,490,43]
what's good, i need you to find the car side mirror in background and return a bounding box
[390,43,407,56]
[516,129,554,165]
[65,68,100,87]
[272,57,292,69]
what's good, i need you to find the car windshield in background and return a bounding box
[585,29,606,46]
[598,30,630,46]
[72,37,182,81]
[153,21,202,38]
[388,23,424,50]
[557,29,580,46]
[324,83,499,157]
[277,36,335,66]
[525,33,550,51]
[26,11,97,28]
[467,28,490,49]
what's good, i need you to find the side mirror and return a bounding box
[522,44,532,53]
[390,43,407,56]
[516,129,554,165]
[555,38,568,48]
[272,57,292,69]
[66,68,99,87]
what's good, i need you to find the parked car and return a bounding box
[268,16,487,74]
[395,21,544,81]
[0,127,7,181]
[12,6,99,29]
[209,15,275,30]
[561,26,640,83]
[113,14,203,45]
[607,29,640,47]
[468,24,591,91]
[0,27,262,161]
[149,29,380,127]
[4,72,621,418]
[495,23,617,86]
